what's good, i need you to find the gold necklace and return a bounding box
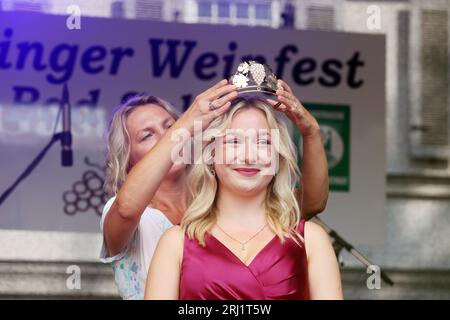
[216,223,268,251]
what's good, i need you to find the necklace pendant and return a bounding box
[241,244,246,251]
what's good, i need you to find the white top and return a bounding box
[99,196,173,300]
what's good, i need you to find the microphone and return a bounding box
[61,83,73,167]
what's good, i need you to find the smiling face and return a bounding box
[213,107,276,197]
[126,104,185,177]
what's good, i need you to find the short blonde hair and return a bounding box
[181,98,303,246]
[104,94,180,196]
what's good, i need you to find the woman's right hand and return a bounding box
[178,79,238,134]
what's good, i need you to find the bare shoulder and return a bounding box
[159,225,184,248]
[164,225,184,236]
[150,225,185,270]
[304,221,332,255]
[304,221,328,240]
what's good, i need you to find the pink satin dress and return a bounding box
[179,219,309,300]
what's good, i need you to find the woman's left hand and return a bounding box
[267,80,320,138]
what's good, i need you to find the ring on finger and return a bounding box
[209,100,220,111]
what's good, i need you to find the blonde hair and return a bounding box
[104,94,180,196]
[181,98,303,246]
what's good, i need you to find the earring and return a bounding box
[210,169,216,177]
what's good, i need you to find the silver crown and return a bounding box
[230,61,283,96]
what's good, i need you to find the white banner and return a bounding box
[0,11,385,245]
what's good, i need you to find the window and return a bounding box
[420,10,448,147]
[218,1,230,18]
[409,6,450,159]
[255,3,271,20]
[198,0,212,18]
[111,1,124,18]
[135,0,163,20]
[307,5,335,31]
[236,3,248,19]
[12,1,42,12]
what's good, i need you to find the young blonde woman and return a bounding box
[101,80,329,299]
[144,98,342,300]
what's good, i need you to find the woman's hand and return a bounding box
[267,80,329,217]
[267,80,320,138]
[179,79,238,134]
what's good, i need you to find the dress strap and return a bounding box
[298,219,306,237]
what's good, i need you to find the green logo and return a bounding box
[293,103,351,192]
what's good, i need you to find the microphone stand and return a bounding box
[312,216,395,286]
[0,84,72,207]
